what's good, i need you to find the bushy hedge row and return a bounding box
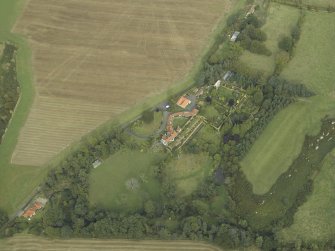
[0,43,20,143]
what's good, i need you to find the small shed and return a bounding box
[230,31,240,42]
[223,71,233,81]
[93,160,102,169]
[214,80,221,89]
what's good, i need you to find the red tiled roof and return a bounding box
[176,96,191,109]
[22,202,43,219]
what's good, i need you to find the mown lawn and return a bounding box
[278,149,335,243]
[241,11,335,195]
[89,149,164,213]
[240,3,300,75]
[132,111,163,136]
[168,152,213,196]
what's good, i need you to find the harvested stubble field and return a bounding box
[12,0,234,166]
[0,235,226,251]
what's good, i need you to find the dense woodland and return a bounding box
[0,3,334,251]
[0,43,20,143]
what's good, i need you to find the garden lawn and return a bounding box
[132,111,163,136]
[278,149,335,243]
[240,3,300,75]
[168,153,213,196]
[89,149,164,213]
[241,11,335,194]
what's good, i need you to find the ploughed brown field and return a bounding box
[12,0,233,166]
[0,235,226,251]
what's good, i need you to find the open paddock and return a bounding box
[89,149,164,213]
[241,11,335,195]
[168,153,213,196]
[240,3,300,75]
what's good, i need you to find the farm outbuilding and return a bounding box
[93,160,102,169]
[230,31,240,42]
[214,80,221,89]
[176,96,191,109]
[223,71,233,81]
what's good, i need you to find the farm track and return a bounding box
[0,235,224,251]
[12,0,233,166]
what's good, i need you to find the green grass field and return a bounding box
[240,3,300,74]
[132,111,163,136]
[297,0,335,8]
[168,153,213,196]
[308,0,335,7]
[278,149,335,243]
[235,119,335,230]
[241,11,335,195]
[89,149,164,212]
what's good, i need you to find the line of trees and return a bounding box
[0,43,20,143]
[274,11,305,74]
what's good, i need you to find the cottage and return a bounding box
[161,131,178,146]
[21,198,48,220]
[22,202,43,219]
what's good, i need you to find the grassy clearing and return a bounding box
[168,153,213,196]
[89,149,164,212]
[132,111,163,136]
[0,234,226,251]
[241,11,335,195]
[278,149,335,243]
[240,3,300,74]
[11,0,240,166]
